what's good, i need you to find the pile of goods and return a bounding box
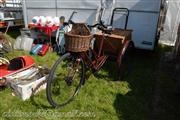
[28,15,69,55]
[0,32,49,100]
[0,55,49,100]
[31,16,60,27]
[14,28,50,56]
[30,44,49,56]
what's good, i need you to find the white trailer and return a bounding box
[22,0,163,50]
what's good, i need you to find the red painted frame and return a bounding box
[73,32,131,72]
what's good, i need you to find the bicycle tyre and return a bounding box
[46,53,85,108]
[118,42,134,80]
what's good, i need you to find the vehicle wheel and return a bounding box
[0,33,12,53]
[118,42,134,80]
[46,53,85,108]
[0,57,9,66]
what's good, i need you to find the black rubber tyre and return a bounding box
[30,80,49,108]
[46,53,85,108]
[118,42,134,80]
[0,33,13,53]
[2,42,12,53]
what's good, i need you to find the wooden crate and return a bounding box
[94,29,132,56]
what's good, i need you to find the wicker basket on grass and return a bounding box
[65,23,93,52]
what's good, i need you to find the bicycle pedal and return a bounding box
[65,77,73,86]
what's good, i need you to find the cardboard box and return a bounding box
[10,76,47,101]
[6,67,47,100]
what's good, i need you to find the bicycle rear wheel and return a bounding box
[118,42,134,80]
[0,33,12,53]
[46,53,85,108]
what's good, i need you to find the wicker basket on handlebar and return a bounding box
[65,23,93,52]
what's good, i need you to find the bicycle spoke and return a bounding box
[47,53,84,107]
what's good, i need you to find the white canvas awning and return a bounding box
[23,0,162,50]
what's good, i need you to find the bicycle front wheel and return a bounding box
[46,53,85,108]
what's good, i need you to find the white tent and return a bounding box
[22,0,162,50]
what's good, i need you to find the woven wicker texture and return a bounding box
[65,23,93,52]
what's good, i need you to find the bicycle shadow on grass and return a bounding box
[112,47,179,120]
[91,55,134,82]
[92,61,120,81]
[30,92,53,109]
[112,50,157,120]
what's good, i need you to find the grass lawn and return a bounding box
[0,30,180,120]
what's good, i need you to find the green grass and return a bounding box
[0,31,180,120]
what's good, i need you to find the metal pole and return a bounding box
[5,22,10,35]
[22,0,28,28]
[55,0,57,17]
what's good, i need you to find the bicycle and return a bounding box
[46,8,134,108]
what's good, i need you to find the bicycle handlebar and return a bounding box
[88,22,112,34]
[64,19,112,34]
[63,20,75,26]
[97,26,112,34]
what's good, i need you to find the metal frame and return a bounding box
[110,8,129,30]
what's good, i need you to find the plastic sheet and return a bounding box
[159,0,180,46]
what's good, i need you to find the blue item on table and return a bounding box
[30,44,43,55]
